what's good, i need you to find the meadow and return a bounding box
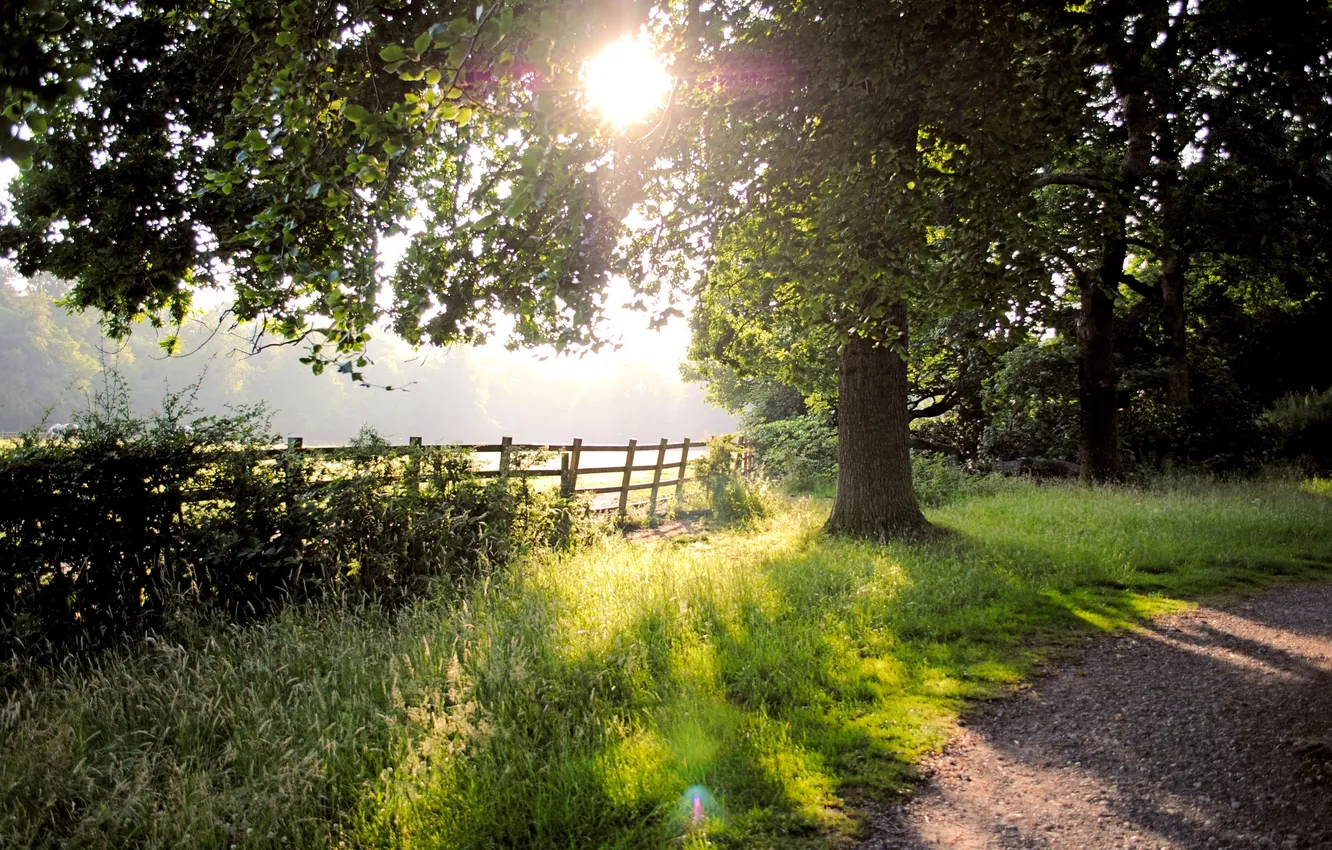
[4,477,1332,848]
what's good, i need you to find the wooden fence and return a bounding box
[273,436,713,522]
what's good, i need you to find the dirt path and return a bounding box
[862,584,1332,850]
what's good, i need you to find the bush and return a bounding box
[745,411,837,491]
[693,437,768,524]
[1261,388,1332,472]
[911,452,1006,508]
[0,392,581,665]
[981,338,1080,462]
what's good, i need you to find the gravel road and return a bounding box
[861,584,1332,850]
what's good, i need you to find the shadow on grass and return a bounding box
[349,485,1332,849]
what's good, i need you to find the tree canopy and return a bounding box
[5,0,1332,537]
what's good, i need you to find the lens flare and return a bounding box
[583,36,672,127]
[676,784,719,833]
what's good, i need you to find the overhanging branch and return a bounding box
[1120,272,1158,300]
[1051,248,1092,288]
[908,392,958,420]
[1031,172,1115,193]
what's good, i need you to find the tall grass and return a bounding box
[4,479,1332,848]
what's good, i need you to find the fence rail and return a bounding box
[268,435,726,522]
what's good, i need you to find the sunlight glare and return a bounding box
[584,36,672,128]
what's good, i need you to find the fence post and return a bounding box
[498,435,513,479]
[559,452,571,497]
[285,436,304,490]
[648,437,668,524]
[407,436,422,497]
[617,439,637,522]
[567,438,583,498]
[675,437,691,504]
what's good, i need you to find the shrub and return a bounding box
[1261,388,1332,472]
[0,393,581,665]
[745,411,837,491]
[911,452,1006,508]
[693,437,768,524]
[981,338,1080,462]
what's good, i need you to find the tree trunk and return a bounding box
[1078,242,1122,483]
[1160,251,1190,412]
[826,308,929,539]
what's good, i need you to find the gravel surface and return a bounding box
[861,584,1332,850]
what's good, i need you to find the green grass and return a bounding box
[4,478,1332,848]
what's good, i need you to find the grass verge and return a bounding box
[4,478,1332,848]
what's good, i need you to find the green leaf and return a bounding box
[520,145,544,175]
[343,104,372,124]
[275,30,298,46]
[455,107,473,126]
[0,136,36,163]
[472,213,498,230]
[504,189,533,218]
[379,45,407,62]
[428,22,453,46]
[425,69,442,87]
[414,31,433,54]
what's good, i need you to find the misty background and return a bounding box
[0,267,736,445]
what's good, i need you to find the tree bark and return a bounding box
[826,307,929,539]
[1160,251,1190,412]
[1078,242,1122,483]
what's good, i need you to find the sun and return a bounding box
[583,36,672,128]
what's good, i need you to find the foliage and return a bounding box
[909,453,1006,509]
[0,0,81,165]
[693,437,767,524]
[7,0,1332,526]
[745,411,838,492]
[0,270,101,429]
[5,483,1332,847]
[0,0,648,362]
[981,336,1081,462]
[678,358,812,425]
[0,385,580,663]
[1023,0,1332,479]
[1,0,1090,540]
[1261,389,1332,473]
[744,413,1006,506]
[0,381,264,658]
